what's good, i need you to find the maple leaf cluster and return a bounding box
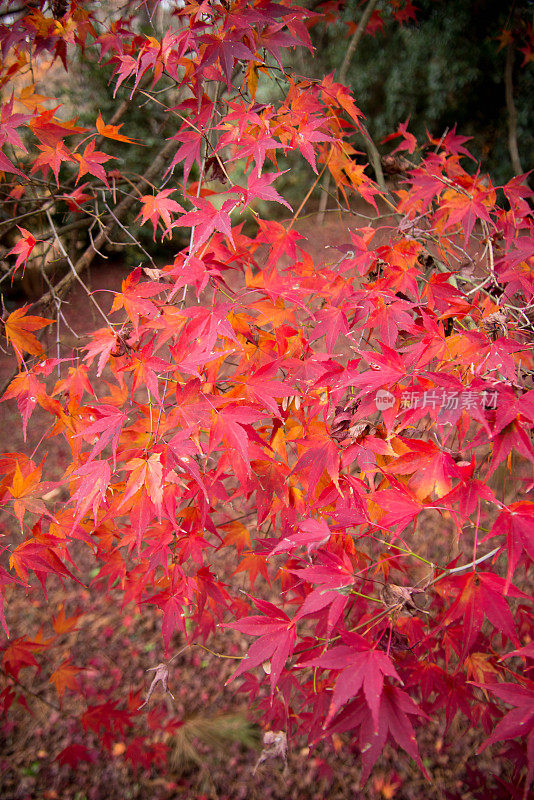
[0,0,533,795]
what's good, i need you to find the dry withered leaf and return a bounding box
[380,583,426,616]
[253,730,288,775]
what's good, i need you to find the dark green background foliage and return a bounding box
[63,52,182,261]
[308,0,533,184]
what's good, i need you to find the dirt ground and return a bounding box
[0,210,529,800]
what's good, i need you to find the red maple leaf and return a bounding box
[7,227,38,277]
[136,189,185,239]
[233,361,296,416]
[83,327,120,376]
[198,30,254,86]
[2,370,61,439]
[251,458,290,525]
[74,140,116,185]
[0,147,24,176]
[226,127,283,177]
[79,404,127,467]
[320,73,364,127]
[29,107,86,146]
[225,598,296,694]
[68,459,111,529]
[232,551,270,590]
[52,603,82,635]
[486,420,534,478]
[209,403,263,478]
[288,115,334,174]
[2,636,47,680]
[330,685,428,783]
[125,341,174,406]
[479,682,534,797]
[384,438,459,500]
[81,701,131,750]
[10,539,82,595]
[313,305,350,352]
[55,743,97,768]
[293,427,341,495]
[49,659,82,700]
[299,632,403,729]
[256,218,306,267]
[60,183,93,212]
[289,548,357,591]
[269,517,331,557]
[231,169,292,210]
[174,196,237,252]
[30,141,74,184]
[372,481,423,533]
[6,459,52,527]
[167,126,205,185]
[221,520,251,554]
[110,268,165,332]
[436,571,525,660]
[483,502,534,590]
[338,342,407,397]
[382,119,417,154]
[0,95,30,150]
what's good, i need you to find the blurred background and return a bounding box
[303,0,533,185]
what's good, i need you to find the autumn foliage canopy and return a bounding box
[0,0,533,795]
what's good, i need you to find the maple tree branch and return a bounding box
[0,5,27,17]
[504,42,524,177]
[425,547,502,591]
[1,668,62,714]
[149,86,220,448]
[317,0,385,222]
[102,201,156,266]
[339,0,379,86]
[32,138,177,313]
[360,123,387,192]
[0,200,56,234]
[45,209,112,327]
[195,643,245,660]
[289,160,329,229]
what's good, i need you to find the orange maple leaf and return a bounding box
[221,520,252,554]
[49,659,82,700]
[232,552,270,589]
[8,459,47,526]
[120,453,163,511]
[17,83,53,112]
[96,110,140,144]
[52,603,83,635]
[2,306,53,365]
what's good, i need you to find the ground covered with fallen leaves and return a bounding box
[1,211,530,800]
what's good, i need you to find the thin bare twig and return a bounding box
[32,138,177,312]
[45,209,112,327]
